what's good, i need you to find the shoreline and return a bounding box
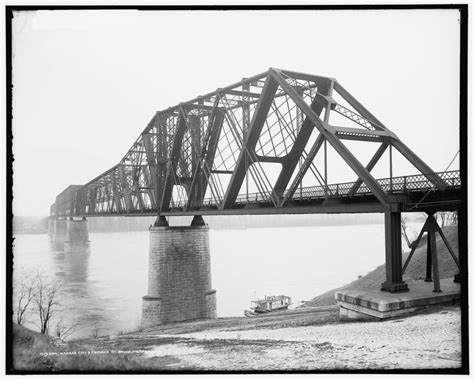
[12,302,462,371]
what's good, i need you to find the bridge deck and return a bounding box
[65,170,461,217]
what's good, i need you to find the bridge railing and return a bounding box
[288,170,461,202]
[187,170,460,209]
[74,170,460,213]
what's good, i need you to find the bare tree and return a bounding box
[437,212,449,228]
[450,211,458,225]
[436,211,458,228]
[13,271,35,325]
[33,273,62,335]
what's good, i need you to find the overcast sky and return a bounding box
[11,8,461,216]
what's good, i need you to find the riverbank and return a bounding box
[10,224,462,372]
[11,302,462,372]
[302,225,459,308]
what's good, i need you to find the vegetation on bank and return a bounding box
[302,225,459,307]
[11,323,157,372]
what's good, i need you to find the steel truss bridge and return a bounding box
[51,68,461,218]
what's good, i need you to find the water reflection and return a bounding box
[53,249,90,289]
[15,224,386,339]
[49,238,65,252]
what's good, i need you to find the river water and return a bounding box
[13,222,388,339]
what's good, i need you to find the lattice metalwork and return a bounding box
[53,68,460,217]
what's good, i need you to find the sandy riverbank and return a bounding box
[32,303,460,372]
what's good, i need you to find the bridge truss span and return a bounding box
[59,68,460,218]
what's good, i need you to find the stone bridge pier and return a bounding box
[49,217,67,250]
[142,215,217,328]
[64,217,90,252]
[49,217,90,252]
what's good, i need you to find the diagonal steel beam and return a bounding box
[335,80,445,190]
[390,139,447,190]
[221,74,279,209]
[348,142,389,197]
[280,133,325,206]
[401,216,429,273]
[272,79,332,199]
[333,81,390,133]
[271,69,390,206]
[433,219,460,270]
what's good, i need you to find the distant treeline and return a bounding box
[13,216,49,235]
[84,213,385,232]
[13,213,428,234]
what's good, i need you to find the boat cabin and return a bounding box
[251,295,292,313]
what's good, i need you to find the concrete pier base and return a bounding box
[64,218,90,253]
[336,279,460,321]
[51,219,67,251]
[48,218,54,238]
[142,223,216,328]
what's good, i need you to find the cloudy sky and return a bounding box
[11,8,461,216]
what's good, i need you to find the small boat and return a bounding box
[244,295,292,317]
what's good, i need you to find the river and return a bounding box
[12,221,389,339]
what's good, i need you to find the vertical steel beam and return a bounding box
[189,114,202,204]
[131,166,144,211]
[324,140,327,185]
[427,215,442,292]
[381,209,409,292]
[159,108,188,212]
[425,232,433,282]
[187,109,225,209]
[111,170,123,213]
[143,132,158,208]
[423,213,452,292]
[118,165,132,212]
[141,165,155,209]
[389,143,393,192]
[156,114,168,206]
[89,187,97,214]
[137,191,145,211]
[221,74,279,209]
[243,81,250,203]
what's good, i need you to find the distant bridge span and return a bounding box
[49,68,462,317]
